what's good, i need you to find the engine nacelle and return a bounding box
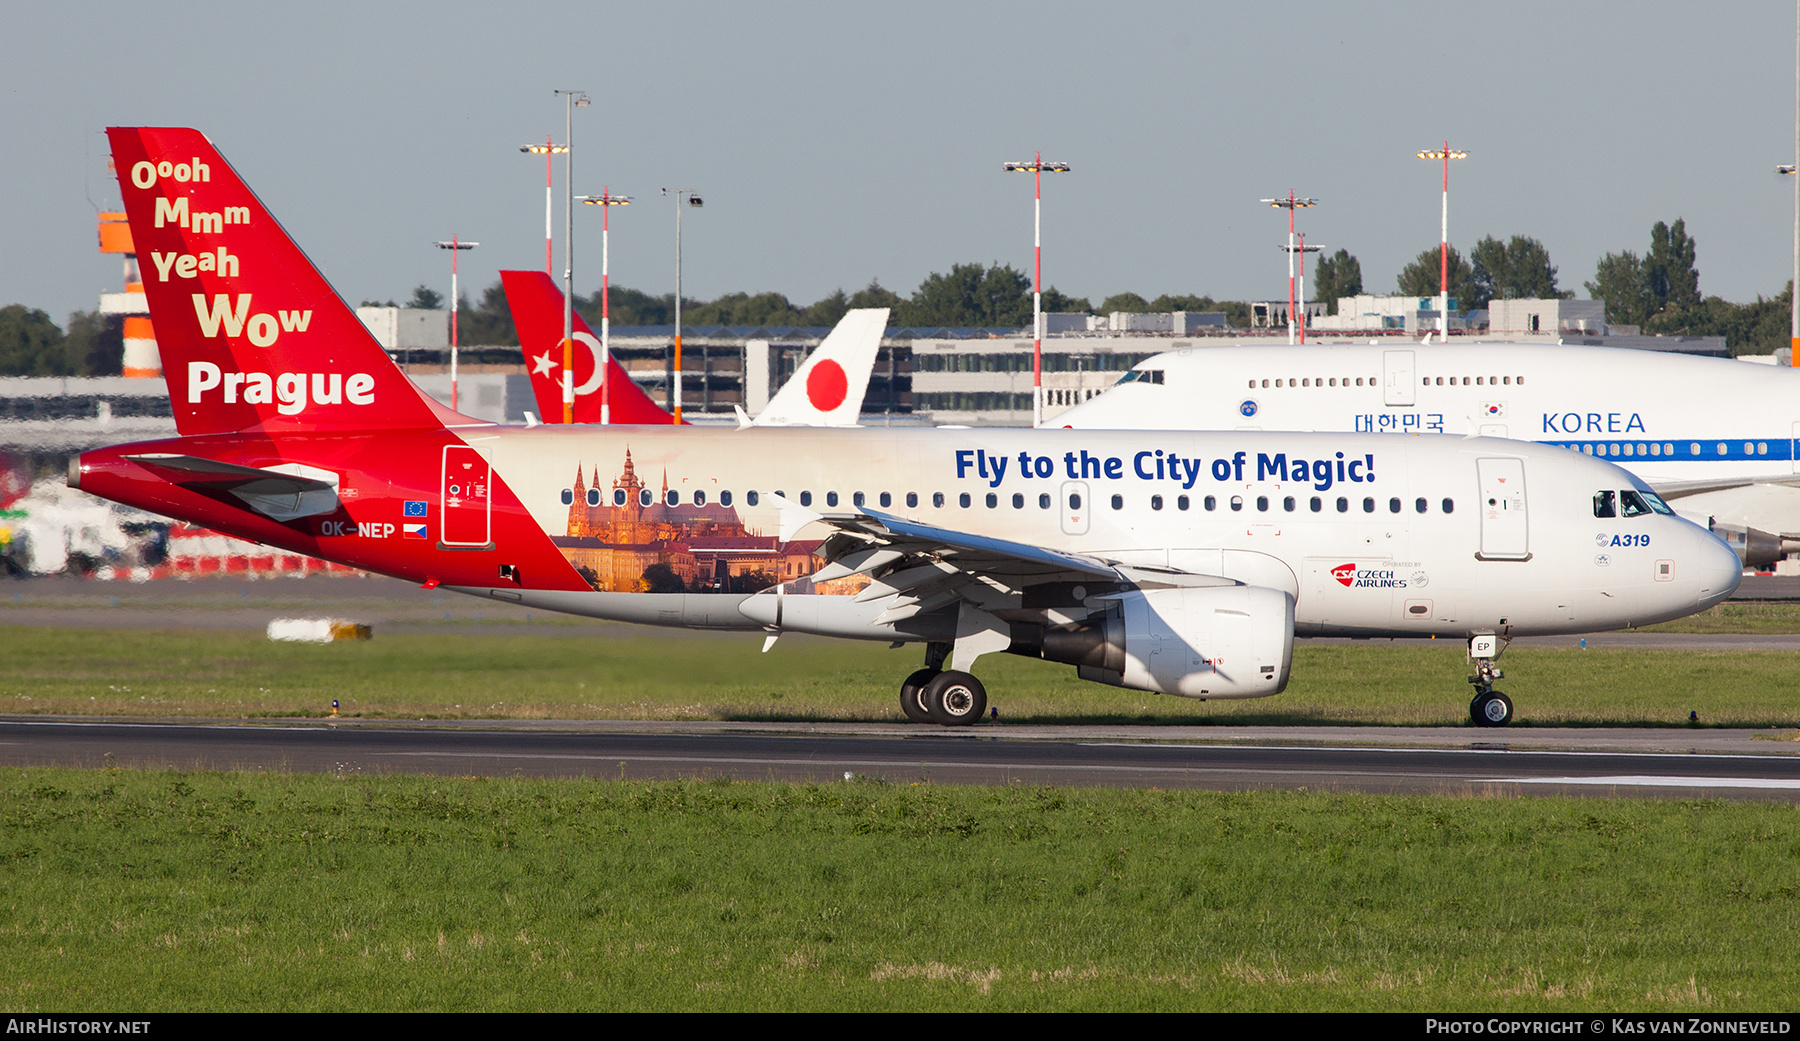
[1024,585,1294,699]
[1709,520,1785,568]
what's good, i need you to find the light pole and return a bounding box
[1416,144,1467,337]
[554,89,590,424]
[519,138,567,276]
[1261,192,1316,344]
[434,238,478,411]
[1282,233,1320,344]
[661,188,703,423]
[579,190,632,424]
[1004,155,1071,427]
[1784,2,1800,365]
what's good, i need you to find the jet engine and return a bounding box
[1015,585,1294,698]
[1709,521,1786,568]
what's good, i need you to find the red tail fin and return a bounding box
[107,128,442,436]
[502,270,677,424]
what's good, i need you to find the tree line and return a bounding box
[5,225,1794,376]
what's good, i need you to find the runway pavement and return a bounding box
[4,716,1799,802]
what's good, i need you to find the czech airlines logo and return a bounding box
[1331,563,1409,589]
[1239,399,1258,418]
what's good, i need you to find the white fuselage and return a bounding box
[1056,344,1800,537]
[453,424,1740,641]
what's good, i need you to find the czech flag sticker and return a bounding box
[403,523,428,540]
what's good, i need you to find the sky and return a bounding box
[5,0,1799,325]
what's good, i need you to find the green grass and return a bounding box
[0,767,1794,1011]
[3,624,1799,727]
[1643,601,1800,634]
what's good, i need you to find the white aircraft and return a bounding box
[1058,342,1800,566]
[75,127,1744,733]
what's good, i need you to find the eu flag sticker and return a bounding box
[403,523,428,540]
[404,501,428,518]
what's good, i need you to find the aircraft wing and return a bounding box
[1649,473,1800,500]
[782,502,1233,624]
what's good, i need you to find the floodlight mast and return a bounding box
[434,238,478,411]
[1417,144,1467,337]
[1004,156,1071,426]
[519,138,568,276]
[554,89,590,423]
[580,191,632,424]
[1261,192,1316,345]
[661,188,703,423]
[1283,233,1321,344]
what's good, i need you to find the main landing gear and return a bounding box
[1467,633,1514,727]
[898,643,988,727]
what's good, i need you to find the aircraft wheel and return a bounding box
[1470,691,1514,728]
[899,668,938,724]
[924,671,987,727]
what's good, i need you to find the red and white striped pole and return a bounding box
[1417,144,1466,337]
[1005,156,1071,427]
[1262,192,1316,345]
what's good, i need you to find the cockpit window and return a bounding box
[1114,369,1165,386]
[1638,489,1674,515]
[1593,490,1616,518]
[1619,490,1653,517]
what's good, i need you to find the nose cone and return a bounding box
[1693,526,1744,610]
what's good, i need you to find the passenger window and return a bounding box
[694,490,707,506]
[1039,493,1051,509]
[933,492,945,508]
[1337,497,1349,513]
[1310,496,1322,512]
[906,492,918,508]
[1620,490,1653,518]
[746,490,759,507]
[826,491,838,507]
[1177,495,1189,511]
[1151,495,1164,511]
[639,489,653,507]
[799,491,813,507]
[1230,495,1244,512]
[1204,495,1217,511]
[1012,493,1024,509]
[1389,497,1401,513]
[985,493,997,508]
[721,490,733,507]
[587,489,601,507]
[1068,493,1081,510]
[1110,494,1123,510]
[1362,497,1375,513]
[1441,498,1453,514]
[1256,496,1269,511]
[852,491,865,507]
[561,489,573,505]
[1283,496,1295,512]
[958,492,971,508]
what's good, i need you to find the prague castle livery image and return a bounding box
[73,129,1744,727]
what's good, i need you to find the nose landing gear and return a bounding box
[1467,633,1514,727]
